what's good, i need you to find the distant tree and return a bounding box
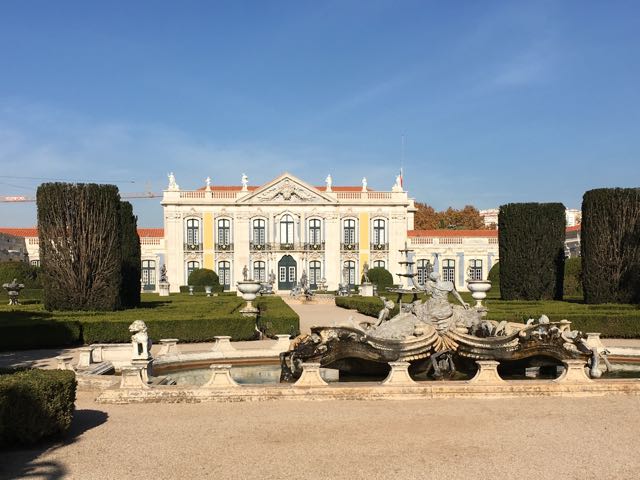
[582,188,640,304]
[414,203,487,230]
[37,183,122,311]
[119,201,141,308]
[414,202,439,230]
[498,203,566,300]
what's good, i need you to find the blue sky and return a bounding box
[1,0,639,227]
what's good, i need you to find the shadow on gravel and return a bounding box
[0,409,108,480]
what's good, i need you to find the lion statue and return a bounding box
[129,320,152,359]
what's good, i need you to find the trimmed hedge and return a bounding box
[498,203,566,300]
[0,261,41,289]
[582,188,640,304]
[564,257,582,297]
[255,296,300,338]
[367,267,394,291]
[0,369,76,446]
[187,268,223,292]
[119,201,141,308]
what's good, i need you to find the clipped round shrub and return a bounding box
[488,263,500,284]
[367,267,394,291]
[0,261,41,288]
[187,268,222,292]
[564,257,582,297]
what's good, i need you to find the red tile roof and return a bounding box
[0,227,164,238]
[137,228,164,238]
[408,229,499,238]
[566,224,581,232]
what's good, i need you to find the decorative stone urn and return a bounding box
[205,285,213,297]
[2,278,24,305]
[466,280,492,308]
[188,285,194,295]
[236,280,262,317]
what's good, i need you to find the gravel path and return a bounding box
[1,392,640,479]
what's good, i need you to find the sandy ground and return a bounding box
[1,392,640,480]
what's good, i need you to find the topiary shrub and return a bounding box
[367,267,394,291]
[0,261,41,288]
[0,369,76,446]
[498,203,566,300]
[582,188,640,304]
[564,257,582,297]
[488,262,500,284]
[119,201,141,308]
[187,268,223,292]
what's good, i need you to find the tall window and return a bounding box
[187,261,200,281]
[373,218,386,245]
[218,219,231,245]
[309,218,321,244]
[309,261,321,289]
[142,260,156,288]
[343,219,356,244]
[373,260,385,269]
[186,218,200,246]
[344,260,356,286]
[253,218,266,245]
[253,261,266,282]
[417,259,433,286]
[218,261,231,290]
[443,259,455,285]
[469,259,483,281]
[280,214,294,244]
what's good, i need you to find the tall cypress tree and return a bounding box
[37,183,122,311]
[498,203,566,300]
[582,188,640,304]
[119,201,141,308]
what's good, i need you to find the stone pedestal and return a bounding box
[203,364,239,387]
[158,338,179,356]
[468,360,505,384]
[120,366,149,389]
[77,346,93,368]
[359,283,374,297]
[159,282,170,297]
[272,334,291,352]
[132,358,153,383]
[382,362,416,386]
[555,359,592,383]
[586,333,605,352]
[56,355,75,371]
[211,336,235,353]
[294,363,328,387]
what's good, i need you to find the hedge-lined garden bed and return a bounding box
[0,369,76,446]
[0,293,299,350]
[336,295,640,338]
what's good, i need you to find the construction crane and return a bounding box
[0,191,161,203]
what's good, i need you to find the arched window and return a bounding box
[373,260,385,269]
[309,261,321,289]
[142,260,156,289]
[186,261,200,282]
[218,219,231,245]
[417,259,433,286]
[253,260,266,282]
[186,218,200,247]
[280,214,294,245]
[372,218,386,246]
[443,259,455,285]
[308,218,322,245]
[218,261,231,290]
[469,259,483,281]
[343,260,356,287]
[252,218,266,246]
[343,219,356,245]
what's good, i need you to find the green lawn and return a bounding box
[0,293,299,350]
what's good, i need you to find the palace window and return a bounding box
[308,218,321,245]
[417,259,433,286]
[309,261,321,289]
[142,260,156,288]
[343,219,356,245]
[218,261,231,290]
[30,259,40,267]
[372,218,386,245]
[373,260,385,269]
[218,219,231,245]
[186,261,200,281]
[344,260,356,286]
[442,259,455,285]
[252,218,266,245]
[186,218,200,246]
[253,261,266,282]
[469,259,483,281]
[280,214,294,245]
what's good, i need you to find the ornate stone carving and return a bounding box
[255,179,319,203]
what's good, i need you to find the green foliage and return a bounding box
[335,296,400,318]
[564,257,583,297]
[367,267,394,291]
[187,268,223,292]
[498,203,566,300]
[0,261,41,288]
[0,369,76,446]
[582,188,640,304]
[488,262,500,284]
[255,296,300,338]
[37,183,123,311]
[119,201,141,308]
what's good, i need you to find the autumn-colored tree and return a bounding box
[414,203,487,230]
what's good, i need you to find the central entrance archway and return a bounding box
[278,255,297,290]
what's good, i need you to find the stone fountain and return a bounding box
[236,265,261,317]
[2,278,25,305]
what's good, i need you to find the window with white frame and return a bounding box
[218,261,231,290]
[372,218,386,245]
[344,260,356,286]
[308,218,321,245]
[142,260,156,287]
[417,259,433,286]
[218,219,231,245]
[252,218,266,245]
[343,219,356,244]
[469,259,483,281]
[280,214,294,245]
[442,259,455,285]
[373,260,385,269]
[309,261,321,288]
[253,260,266,282]
[186,261,200,281]
[186,218,200,246]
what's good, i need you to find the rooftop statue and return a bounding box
[167,172,179,191]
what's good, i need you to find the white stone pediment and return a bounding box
[237,173,336,204]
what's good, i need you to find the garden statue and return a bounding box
[362,262,370,284]
[375,297,395,326]
[160,264,168,283]
[158,264,170,296]
[242,265,249,281]
[129,320,152,360]
[300,270,308,289]
[2,278,25,305]
[269,270,276,286]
